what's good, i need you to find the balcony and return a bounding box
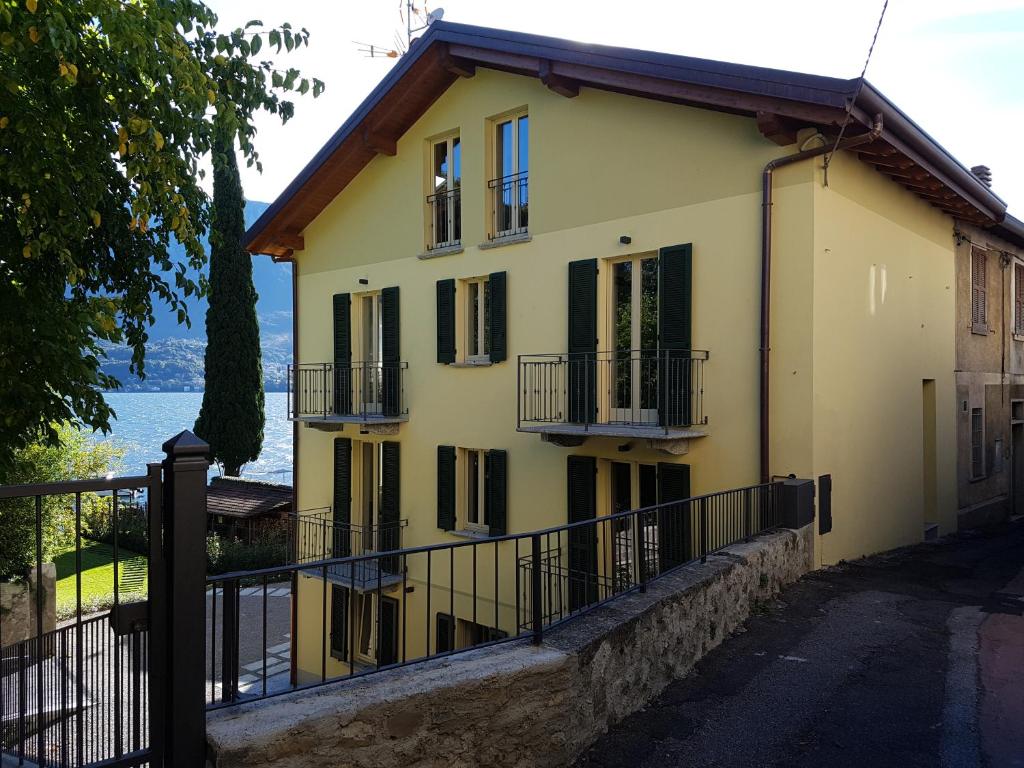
[289,509,408,592]
[288,361,408,433]
[517,349,709,452]
[426,187,461,252]
[487,172,528,242]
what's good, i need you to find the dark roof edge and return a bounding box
[245,22,1013,249]
[992,213,1024,249]
[856,83,1006,220]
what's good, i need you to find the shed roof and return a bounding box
[206,477,293,520]
[245,21,1021,255]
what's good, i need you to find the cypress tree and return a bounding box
[194,126,265,476]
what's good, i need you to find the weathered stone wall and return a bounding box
[0,563,57,646]
[207,525,813,768]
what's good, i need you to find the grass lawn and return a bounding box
[53,540,148,618]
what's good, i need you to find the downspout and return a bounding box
[759,115,883,483]
[271,251,299,686]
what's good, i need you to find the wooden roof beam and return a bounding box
[274,231,305,251]
[756,111,802,146]
[539,59,580,97]
[440,46,476,78]
[363,127,398,156]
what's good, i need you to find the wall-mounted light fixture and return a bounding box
[619,235,632,245]
[358,278,369,285]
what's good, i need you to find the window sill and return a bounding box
[1014,334,1024,343]
[449,360,493,368]
[971,325,989,336]
[447,528,492,540]
[418,244,464,260]
[479,233,531,250]
[969,474,988,484]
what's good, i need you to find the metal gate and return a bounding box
[0,431,210,768]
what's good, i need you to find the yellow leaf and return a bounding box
[207,89,216,105]
[22,244,31,258]
[118,142,127,157]
[90,210,101,228]
[26,0,37,13]
[0,117,8,129]
[118,125,128,142]
[154,130,164,151]
[59,63,67,77]
[28,27,40,43]
[170,216,180,231]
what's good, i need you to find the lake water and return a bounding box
[94,392,293,484]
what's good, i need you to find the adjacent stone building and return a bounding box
[955,199,1024,527]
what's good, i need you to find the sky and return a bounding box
[206,0,1024,217]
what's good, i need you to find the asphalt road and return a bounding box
[576,519,1024,768]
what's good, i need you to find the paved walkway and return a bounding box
[576,519,1024,768]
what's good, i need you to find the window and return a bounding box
[1015,262,1024,336]
[436,446,507,536]
[329,586,349,659]
[971,249,987,334]
[971,407,985,479]
[489,111,528,239]
[428,133,461,249]
[456,618,508,648]
[436,612,455,653]
[352,592,376,663]
[465,277,491,361]
[994,438,1005,474]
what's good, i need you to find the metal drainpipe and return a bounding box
[759,115,883,483]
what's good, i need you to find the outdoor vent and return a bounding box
[971,165,993,188]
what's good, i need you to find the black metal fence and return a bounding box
[207,481,783,710]
[518,349,709,430]
[488,171,528,239]
[289,509,408,575]
[288,361,408,422]
[427,188,461,250]
[0,432,211,768]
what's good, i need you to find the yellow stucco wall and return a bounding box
[286,67,960,674]
[800,150,957,564]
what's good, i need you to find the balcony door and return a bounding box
[359,441,376,553]
[359,293,383,415]
[609,255,659,424]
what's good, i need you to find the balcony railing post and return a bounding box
[531,534,543,645]
[322,362,329,419]
[700,497,709,564]
[634,510,646,593]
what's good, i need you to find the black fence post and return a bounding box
[161,430,209,768]
[700,498,709,564]
[531,534,543,645]
[222,580,239,703]
[634,511,646,593]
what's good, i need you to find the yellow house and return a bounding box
[244,23,1023,681]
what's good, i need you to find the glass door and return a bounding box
[610,256,659,424]
[360,294,383,415]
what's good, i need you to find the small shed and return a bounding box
[206,477,293,544]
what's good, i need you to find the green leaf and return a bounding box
[250,35,261,55]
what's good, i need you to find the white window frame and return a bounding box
[464,276,490,362]
[489,110,528,239]
[354,291,383,414]
[428,132,461,250]
[461,448,489,533]
[352,592,377,664]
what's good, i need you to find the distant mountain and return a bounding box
[101,200,293,392]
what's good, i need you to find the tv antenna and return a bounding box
[355,1,444,59]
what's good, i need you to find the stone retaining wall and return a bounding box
[207,524,814,768]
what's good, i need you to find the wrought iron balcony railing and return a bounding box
[288,361,408,422]
[288,509,408,586]
[488,171,528,239]
[517,349,709,433]
[426,187,461,250]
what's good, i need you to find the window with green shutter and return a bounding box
[566,455,597,610]
[657,462,691,570]
[381,286,400,416]
[333,293,352,415]
[658,244,693,426]
[485,449,507,536]
[488,271,507,363]
[436,612,455,653]
[568,259,597,423]
[333,438,352,557]
[329,586,349,659]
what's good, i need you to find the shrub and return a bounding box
[207,521,290,575]
[0,425,122,581]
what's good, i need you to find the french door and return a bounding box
[610,255,659,424]
[360,293,383,415]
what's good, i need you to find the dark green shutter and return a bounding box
[488,271,507,363]
[381,286,401,416]
[436,279,456,364]
[329,586,348,659]
[658,244,693,426]
[378,596,399,666]
[437,445,456,531]
[436,612,455,653]
[568,259,598,423]
[566,455,598,610]
[333,294,352,415]
[332,438,352,557]
[486,449,508,536]
[379,442,400,569]
[657,462,691,571]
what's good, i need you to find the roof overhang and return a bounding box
[245,21,1016,256]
